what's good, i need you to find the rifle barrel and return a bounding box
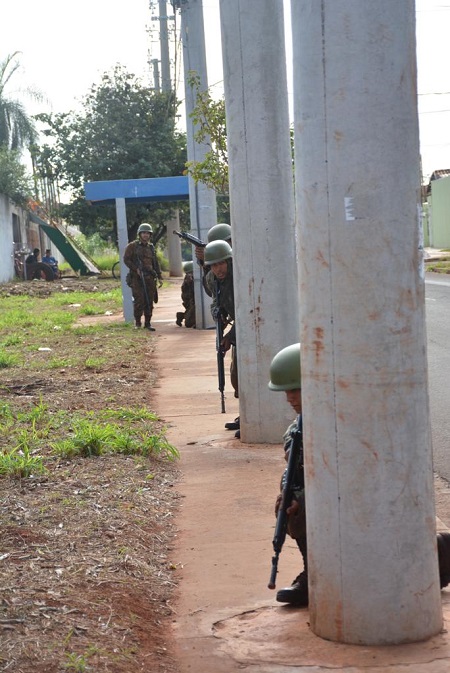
[268,553,279,590]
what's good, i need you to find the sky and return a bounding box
[2,0,450,182]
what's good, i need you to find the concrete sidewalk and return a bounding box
[152,278,450,673]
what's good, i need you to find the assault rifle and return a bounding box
[268,414,303,590]
[173,230,206,248]
[136,254,153,315]
[214,279,226,414]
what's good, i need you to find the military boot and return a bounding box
[276,570,309,606]
[144,314,155,331]
[276,536,308,606]
[437,532,450,588]
[176,312,184,327]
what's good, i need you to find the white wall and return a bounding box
[0,193,29,283]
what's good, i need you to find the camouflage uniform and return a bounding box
[281,418,306,540]
[207,259,239,398]
[176,272,196,328]
[123,239,161,326]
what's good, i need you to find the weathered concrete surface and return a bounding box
[152,279,450,672]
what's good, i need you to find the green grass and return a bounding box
[0,283,179,479]
[426,257,450,273]
[0,351,20,368]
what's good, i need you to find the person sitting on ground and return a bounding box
[42,249,59,278]
[176,261,196,328]
[26,248,40,265]
[268,342,450,607]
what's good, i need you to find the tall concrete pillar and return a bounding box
[159,0,171,92]
[219,0,299,442]
[175,0,217,328]
[115,197,133,323]
[167,212,183,276]
[291,0,442,644]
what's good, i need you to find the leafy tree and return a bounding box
[0,52,42,152]
[0,147,33,206]
[185,72,295,222]
[186,73,228,191]
[35,65,187,242]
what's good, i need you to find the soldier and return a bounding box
[194,223,232,275]
[176,261,196,328]
[204,240,240,436]
[269,342,450,607]
[123,223,163,331]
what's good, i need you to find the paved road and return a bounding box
[426,273,450,482]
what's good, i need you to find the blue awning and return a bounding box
[84,176,190,205]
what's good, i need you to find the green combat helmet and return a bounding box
[207,223,232,243]
[268,343,301,391]
[137,223,153,234]
[204,240,232,265]
[183,261,194,273]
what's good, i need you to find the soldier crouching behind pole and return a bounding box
[176,261,196,328]
[204,240,240,435]
[123,223,163,331]
[268,342,450,607]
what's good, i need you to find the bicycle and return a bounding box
[111,261,121,279]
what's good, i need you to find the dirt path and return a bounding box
[153,280,450,673]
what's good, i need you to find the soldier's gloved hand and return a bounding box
[221,333,232,353]
[158,278,163,288]
[195,246,205,264]
[286,499,300,516]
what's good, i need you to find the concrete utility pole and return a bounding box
[115,197,133,323]
[291,0,442,644]
[166,210,183,276]
[159,0,172,92]
[151,58,160,92]
[219,0,299,442]
[158,0,183,277]
[172,0,217,328]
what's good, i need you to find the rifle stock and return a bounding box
[268,414,302,589]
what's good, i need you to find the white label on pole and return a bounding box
[344,197,355,221]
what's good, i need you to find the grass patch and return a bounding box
[0,351,20,368]
[426,257,450,273]
[0,280,178,479]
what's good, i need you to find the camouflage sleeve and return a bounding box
[208,275,219,317]
[123,242,137,272]
[202,268,213,297]
[283,420,297,454]
[152,245,162,279]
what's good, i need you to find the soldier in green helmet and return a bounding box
[123,223,163,331]
[204,240,240,435]
[194,223,232,298]
[269,342,450,607]
[269,343,308,606]
[176,261,196,328]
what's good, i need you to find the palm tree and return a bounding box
[0,51,42,151]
